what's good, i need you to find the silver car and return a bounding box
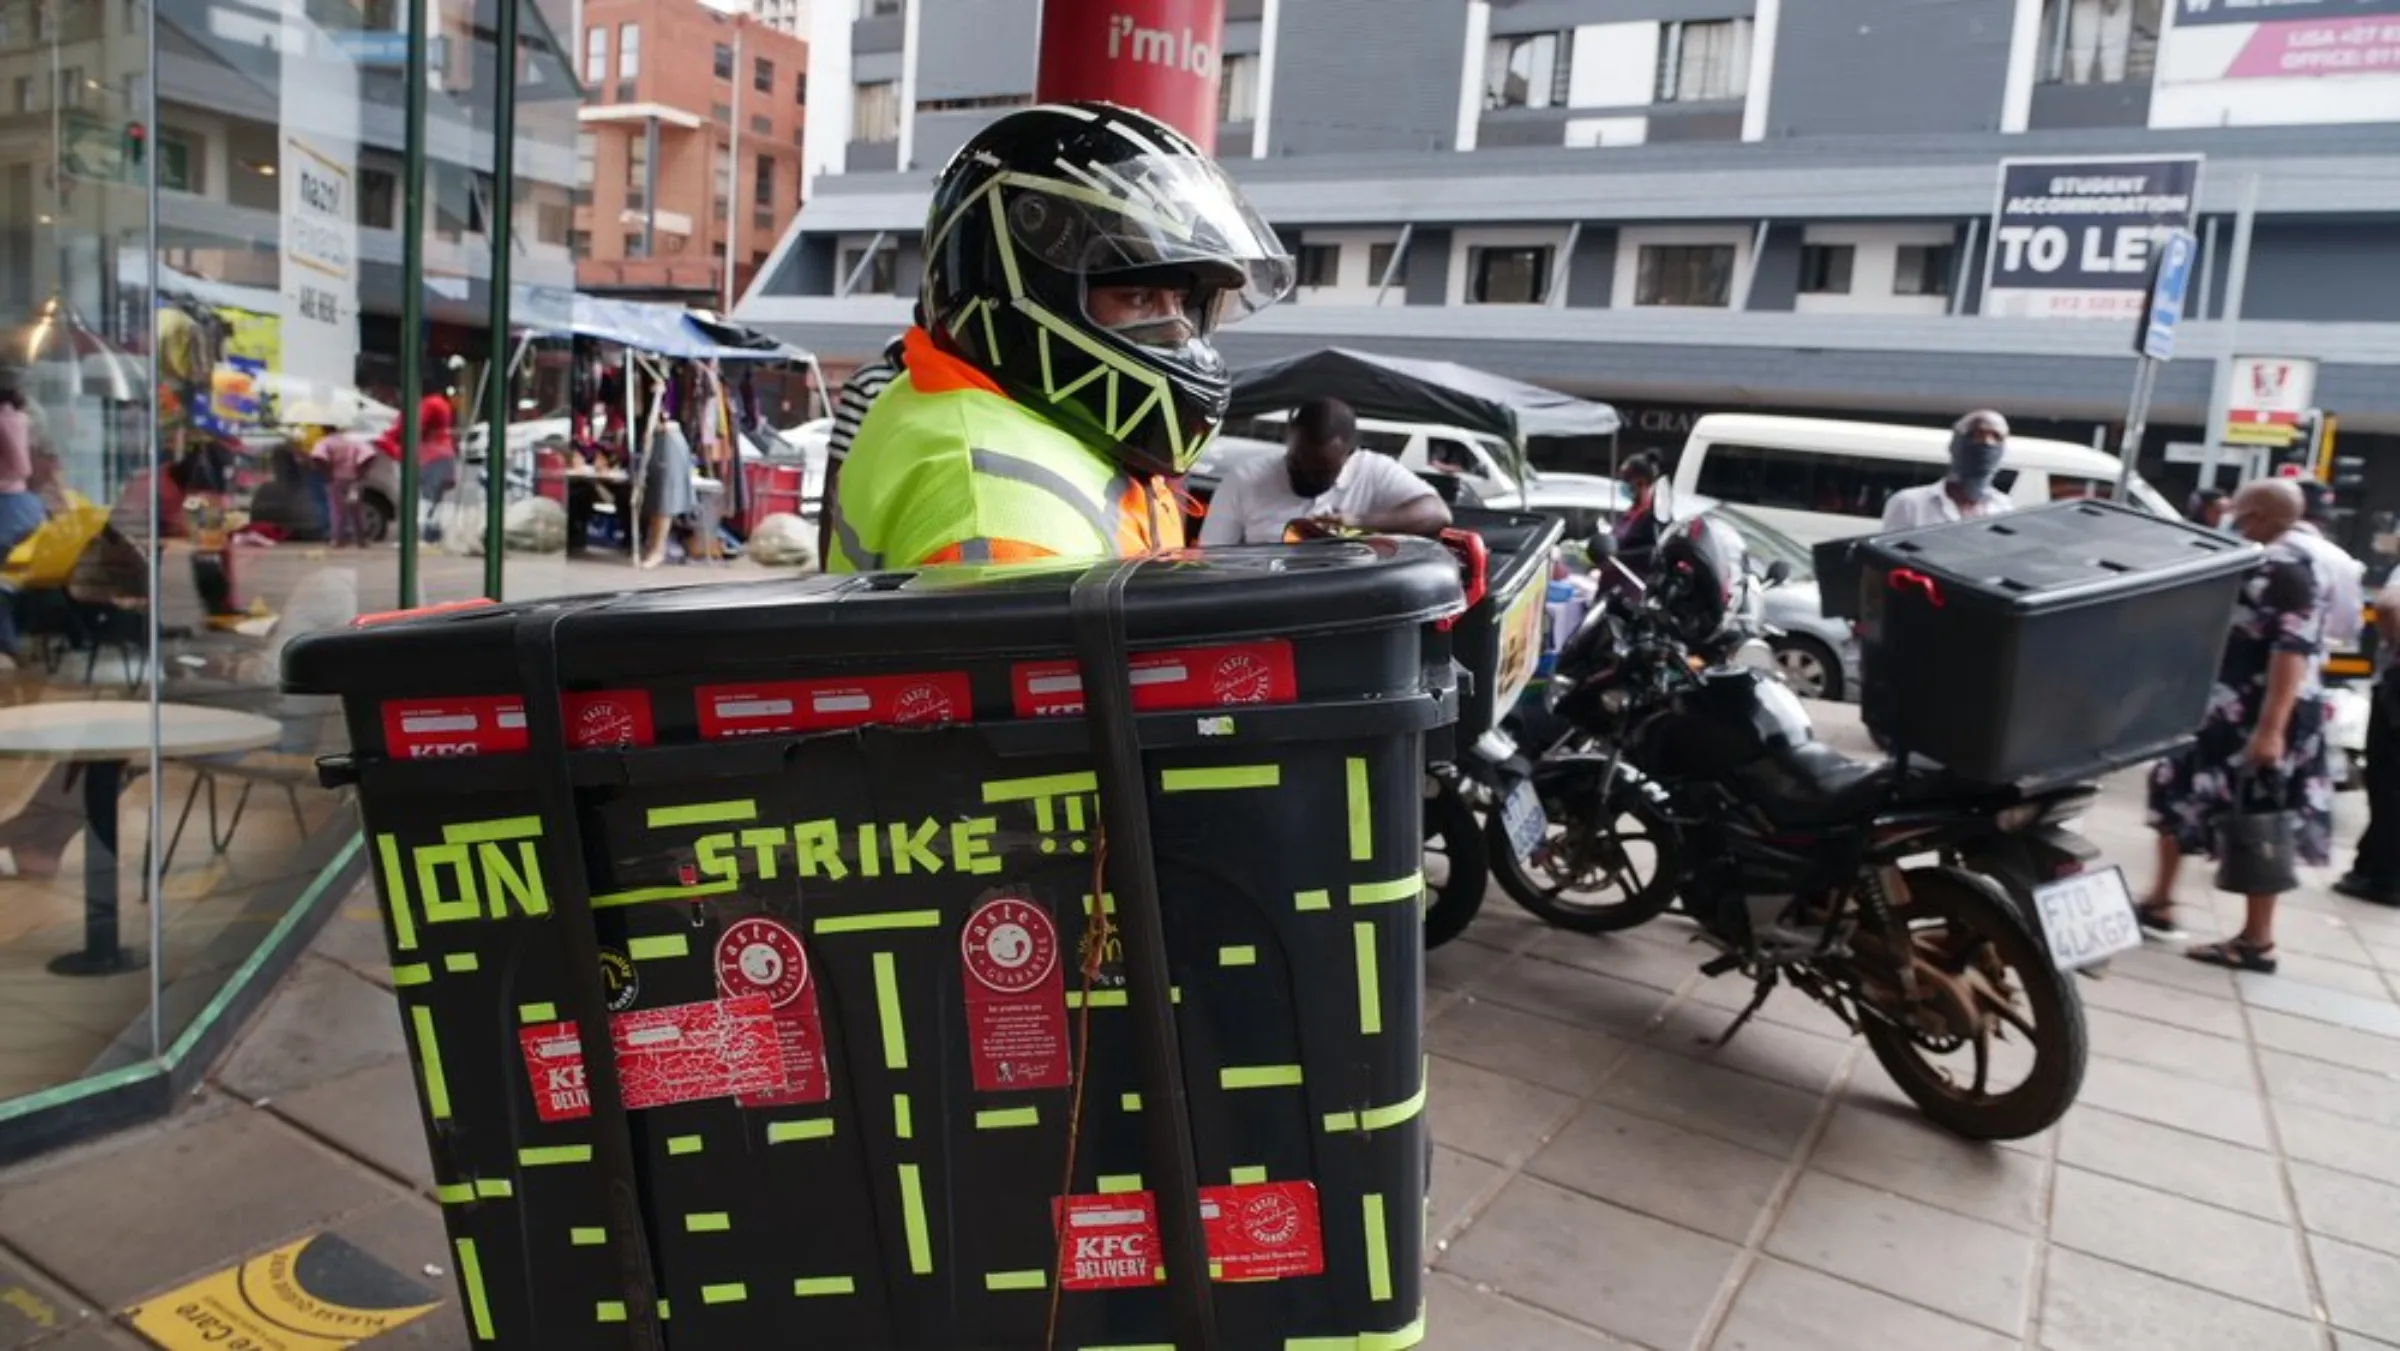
[1706,503,1864,703]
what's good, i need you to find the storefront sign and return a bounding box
[1984,157,2204,320]
[1035,0,1226,153]
[279,0,361,396]
[2227,355,2318,445]
[2173,0,2400,28]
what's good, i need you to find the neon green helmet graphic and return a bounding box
[920,101,1294,476]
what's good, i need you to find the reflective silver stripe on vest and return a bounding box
[831,503,882,572]
[967,447,1118,549]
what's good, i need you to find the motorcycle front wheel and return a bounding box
[1489,770,1680,933]
[1856,866,2088,1142]
[1423,778,1488,950]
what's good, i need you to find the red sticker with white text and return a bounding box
[380,689,652,758]
[716,917,831,1107]
[565,689,657,749]
[517,995,787,1122]
[1051,1181,1325,1290]
[696,672,972,739]
[960,896,1071,1092]
[1011,641,1298,719]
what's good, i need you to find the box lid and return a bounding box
[1860,498,2261,609]
[282,539,1465,698]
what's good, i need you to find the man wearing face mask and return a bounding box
[827,103,1294,572]
[1882,409,2015,530]
[1197,397,1451,546]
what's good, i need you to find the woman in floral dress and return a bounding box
[2139,478,2333,975]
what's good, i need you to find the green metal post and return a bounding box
[396,0,430,608]
[481,0,521,599]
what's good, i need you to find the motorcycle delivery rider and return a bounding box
[826,102,1294,573]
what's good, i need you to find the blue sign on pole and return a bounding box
[2139,228,2197,362]
[330,30,410,66]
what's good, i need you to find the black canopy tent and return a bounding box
[1225,348,1621,481]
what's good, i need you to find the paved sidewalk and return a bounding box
[7,706,2400,1350]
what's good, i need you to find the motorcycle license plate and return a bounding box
[2032,867,2141,971]
[1500,780,1547,862]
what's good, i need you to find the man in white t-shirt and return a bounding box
[1198,397,1452,546]
[1881,409,2015,530]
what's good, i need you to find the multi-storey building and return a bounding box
[751,0,812,40]
[742,0,2400,515]
[575,0,808,305]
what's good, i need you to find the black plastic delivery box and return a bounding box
[1855,497,2260,786]
[281,539,1462,1351]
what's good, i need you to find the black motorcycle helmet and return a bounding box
[1653,515,1750,648]
[920,102,1294,476]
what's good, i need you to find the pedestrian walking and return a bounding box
[2336,576,2400,907]
[2137,478,2333,973]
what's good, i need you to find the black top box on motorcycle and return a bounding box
[281,541,1461,1351]
[1854,498,2260,786]
[1445,506,1566,746]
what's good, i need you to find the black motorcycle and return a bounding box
[1492,517,2091,1140]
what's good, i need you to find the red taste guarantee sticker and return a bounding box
[960,896,1071,1092]
[715,917,831,1107]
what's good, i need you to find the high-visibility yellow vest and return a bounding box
[826,329,1184,573]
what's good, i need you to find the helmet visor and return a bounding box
[997,152,1294,333]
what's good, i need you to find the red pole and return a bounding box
[1035,0,1227,155]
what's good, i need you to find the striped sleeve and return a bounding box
[826,359,899,464]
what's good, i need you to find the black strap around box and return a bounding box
[1069,559,1221,1351]
[514,610,667,1350]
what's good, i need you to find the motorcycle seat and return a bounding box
[1735,741,1905,830]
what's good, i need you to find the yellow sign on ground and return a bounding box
[126,1233,439,1350]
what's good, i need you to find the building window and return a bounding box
[13,77,35,112]
[1655,19,1751,103]
[626,132,648,202]
[159,131,197,191]
[754,56,774,92]
[625,232,645,257]
[1635,244,1735,307]
[840,243,897,294]
[617,23,639,79]
[713,42,733,79]
[1485,32,1570,110]
[1368,243,1400,285]
[1219,52,1258,122]
[584,25,606,81]
[715,143,731,217]
[712,101,732,122]
[1798,244,1853,296]
[854,80,899,142]
[2038,0,2163,85]
[1895,243,1956,298]
[359,166,395,227]
[1294,243,1339,289]
[1468,246,1551,305]
[575,130,594,188]
[569,228,591,254]
[796,74,807,104]
[537,201,571,245]
[56,66,82,107]
[858,0,899,16]
[754,153,774,209]
[752,114,772,136]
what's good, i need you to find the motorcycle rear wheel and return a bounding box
[1423,779,1489,950]
[1858,866,2088,1142]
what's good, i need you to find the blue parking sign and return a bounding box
[2138,229,2196,362]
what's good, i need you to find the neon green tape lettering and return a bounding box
[1120,1093,1142,1111]
[894,1093,914,1140]
[1362,1193,1393,1302]
[856,821,883,878]
[646,800,755,829]
[874,953,908,1070]
[1221,1065,1303,1090]
[888,820,942,874]
[409,1006,451,1119]
[1351,873,1425,907]
[443,817,542,845]
[596,1301,625,1323]
[953,816,1002,874]
[435,1183,474,1205]
[571,1227,607,1246]
[1347,756,1373,861]
[1355,920,1383,1036]
[767,1119,835,1143]
[982,771,1098,803]
[1295,889,1332,912]
[693,832,742,888]
[794,820,848,880]
[519,1145,593,1166]
[1230,1165,1268,1185]
[985,1270,1046,1291]
[519,1002,557,1023]
[739,827,785,880]
[375,834,418,951]
[454,1239,496,1340]
[628,933,690,961]
[666,1135,704,1156]
[686,1213,731,1233]
[474,1178,513,1199]
[442,952,479,974]
[793,1276,855,1297]
[476,840,548,919]
[1161,765,1280,792]
[701,1282,746,1304]
[1097,1174,1143,1194]
[392,963,433,986]
[898,1164,933,1274]
[414,844,478,924]
[1220,944,1255,967]
[976,1107,1039,1129]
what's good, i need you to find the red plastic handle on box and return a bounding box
[1887,568,1944,608]
[352,597,499,628]
[1437,528,1489,631]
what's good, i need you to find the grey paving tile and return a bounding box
[1836,1072,2055,1156]
[1427,1054,1581,1169]
[18,1325,148,1350]
[1710,1256,2017,1351]
[2260,1047,2400,1130]
[1427,1146,1506,1251]
[2078,1053,2273,1148]
[1595,1047,1826,1160]
[2082,1006,2257,1088]
[1681,967,1859,1038]
[2103,946,2241,998]
[2316,1233,2400,1344]
[0,1244,100,1350]
[2049,1164,2312,1316]
[1420,1271,1633,1350]
[0,1110,394,1309]
[1426,933,1515,994]
[1441,1177,1737,1351]
[2292,1160,2400,1257]
[1475,954,1677,1035]
[2040,1246,2322,1351]
[2250,1006,2400,1077]
[2278,1101,2400,1188]
[2263,907,2376,965]
[2056,1106,2289,1222]
[1525,1100,1787,1244]
[1425,997,1628,1098]
[2274,951,2397,1001]
[309,890,397,983]
[213,955,406,1103]
[2241,972,2400,1038]
[1809,1101,2048,1231]
[330,1201,468,1350]
[2338,1336,2400,1351]
[270,1056,437,1192]
[1639,997,1856,1096]
[1764,1171,2032,1336]
[1527,927,1703,997]
[2081,969,2249,1039]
